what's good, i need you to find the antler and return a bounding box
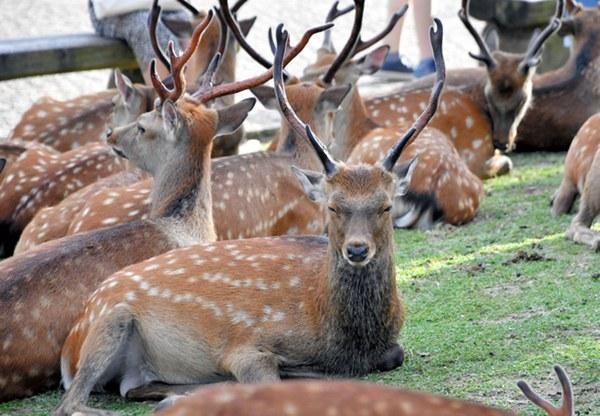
[194,22,332,103]
[321,0,365,84]
[149,0,171,70]
[518,0,564,72]
[380,18,445,172]
[272,25,338,176]
[322,1,356,51]
[150,9,214,103]
[459,0,497,68]
[517,365,575,416]
[352,4,408,56]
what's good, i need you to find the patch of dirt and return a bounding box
[482,283,523,297]
[475,307,547,325]
[503,244,554,265]
[460,262,487,276]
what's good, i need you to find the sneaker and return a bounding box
[414,57,436,78]
[378,53,414,81]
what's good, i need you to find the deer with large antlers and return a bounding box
[295,2,482,228]
[54,24,444,415]
[156,365,576,416]
[365,0,563,176]
[552,113,600,251]
[0,9,282,400]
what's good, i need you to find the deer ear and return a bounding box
[238,16,256,37]
[355,45,390,76]
[291,166,327,202]
[0,158,6,174]
[251,86,277,110]
[316,84,352,112]
[215,98,256,137]
[393,156,418,197]
[161,100,180,140]
[486,28,499,52]
[115,69,134,101]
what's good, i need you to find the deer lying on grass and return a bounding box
[552,113,600,251]
[156,365,575,416]
[0,9,286,399]
[365,0,562,175]
[296,2,482,228]
[54,24,443,415]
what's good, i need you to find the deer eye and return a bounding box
[328,206,337,214]
[382,206,392,214]
[137,125,146,134]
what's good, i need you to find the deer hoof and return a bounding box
[374,343,404,372]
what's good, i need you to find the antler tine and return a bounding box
[458,0,496,68]
[196,22,333,102]
[148,0,171,70]
[214,7,230,71]
[381,18,445,172]
[231,0,248,13]
[174,0,199,15]
[195,52,222,97]
[322,0,365,84]
[322,1,356,50]
[150,59,170,102]
[519,0,563,72]
[517,366,574,416]
[352,4,408,56]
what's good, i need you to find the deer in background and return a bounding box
[295,2,482,228]
[552,113,600,251]
[516,0,600,150]
[365,0,563,176]
[54,23,444,413]
[156,365,575,416]
[0,9,289,399]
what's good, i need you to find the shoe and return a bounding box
[378,53,414,81]
[414,57,436,78]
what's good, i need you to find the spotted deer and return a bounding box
[365,0,563,176]
[0,10,284,399]
[552,113,600,251]
[0,140,58,184]
[53,24,444,414]
[298,3,483,228]
[156,365,575,416]
[516,0,600,150]
[0,142,128,258]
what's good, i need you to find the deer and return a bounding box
[53,23,444,415]
[0,8,310,400]
[155,365,575,416]
[552,113,600,251]
[364,0,563,176]
[295,2,483,228]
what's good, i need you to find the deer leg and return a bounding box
[54,309,134,416]
[483,151,513,178]
[226,348,281,383]
[126,383,204,401]
[551,177,578,217]
[372,343,404,372]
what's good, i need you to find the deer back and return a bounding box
[9,91,116,152]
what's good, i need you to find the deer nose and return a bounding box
[346,243,369,263]
[105,128,114,144]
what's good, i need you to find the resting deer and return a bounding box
[0,10,281,400]
[156,365,575,416]
[295,2,482,228]
[365,0,563,175]
[552,113,600,251]
[54,24,444,414]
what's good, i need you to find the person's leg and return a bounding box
[412,0,436,78]
[380,0,413,75]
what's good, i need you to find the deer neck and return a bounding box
[332,86,379,161]
[533,32,600,96]
[150,137,216,244]
[317,232,400,375]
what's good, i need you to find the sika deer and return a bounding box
[54,24,443,414]
[155,365,575,416]
[0,12,269,400]
[552,113,600,251]
[366,0,563,174]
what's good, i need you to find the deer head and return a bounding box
[459,0,563,151]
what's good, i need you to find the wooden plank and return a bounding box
[0,34,139,81]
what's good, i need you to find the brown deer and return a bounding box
[0,140,58,184]
[552,113,600,251]
[0,9,293,400]
[53,23,445,414]
[155,365,575,416]
[516,0,600,150]
[297,4,483,228]
[365,0,563,175]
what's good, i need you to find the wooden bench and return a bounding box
[0,34,142,82]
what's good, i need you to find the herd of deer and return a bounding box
[0,0,596,414]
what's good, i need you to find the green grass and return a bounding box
[1,152,598,415]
